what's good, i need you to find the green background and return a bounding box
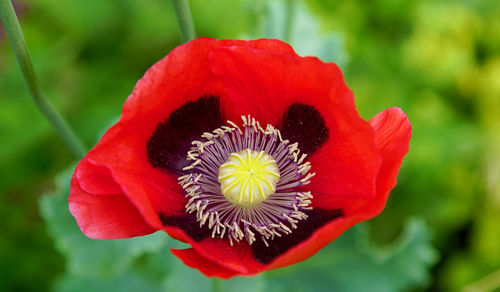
[0,0,499,291]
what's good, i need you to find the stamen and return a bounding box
[178,116,314,245]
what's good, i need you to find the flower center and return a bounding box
[179,116,314,246]
[218,149,280,206]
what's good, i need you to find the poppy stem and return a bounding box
[283,0,297,43]
[212,278,222,292]
[172,0,196,43]
[0,0,86,159]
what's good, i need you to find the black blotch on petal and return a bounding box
[147,96,223,174]
[251,209,344,265]
[158,213,212,242]
[279,103,329,155]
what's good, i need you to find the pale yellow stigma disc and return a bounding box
[218,149,280,206]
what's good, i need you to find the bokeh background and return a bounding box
[1,0,499,291]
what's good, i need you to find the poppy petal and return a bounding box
[166,209,354,274]
[189,237,261,274]
[75,159,122,195]
[250,209,344,264]
[305,85,381,204]
[171,248,241,279]
[160,224,264,275]
[279,103,330,155]
[368,107,412,215]
[268,215,362,270]
[266,108,411,269]
[69,175,155,239]
[159,213,212,242]
[146,96,224,175]
[208,45,311,125]
[162,209,345,275]
[209,45,381,202]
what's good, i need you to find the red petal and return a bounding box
[171,248,242,279]
[268,216,361,269]
[69,175,155,239]
[266,108,411,269]
[209,45,381,202]
[75,159,122,195]
[118,38,294,134]
[305,86,380,204]
[165,212,362,275]
[161,225,263,276]
[81,133,183,230]
[189,237,263,274]
[209,45,307,124]
[220,38,296,55]
[368,107,412,215]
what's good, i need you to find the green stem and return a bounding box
[0,0,86,158]
[212,278,222,292]
[283,0,296,43]
[172,0,196,43]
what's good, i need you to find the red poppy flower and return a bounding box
[69,38,411,278]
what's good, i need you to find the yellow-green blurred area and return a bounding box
[0,0,499,291]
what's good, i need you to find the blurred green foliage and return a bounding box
[1,0,499,291]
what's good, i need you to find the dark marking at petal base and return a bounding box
[158,213,212,242]
[251,209,344,265]
[147,96,224,174]
[279,103,329,155]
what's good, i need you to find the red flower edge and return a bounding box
[69,38,411,278]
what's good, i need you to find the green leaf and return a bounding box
[39,167,168,278]
[265,218,439,292]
